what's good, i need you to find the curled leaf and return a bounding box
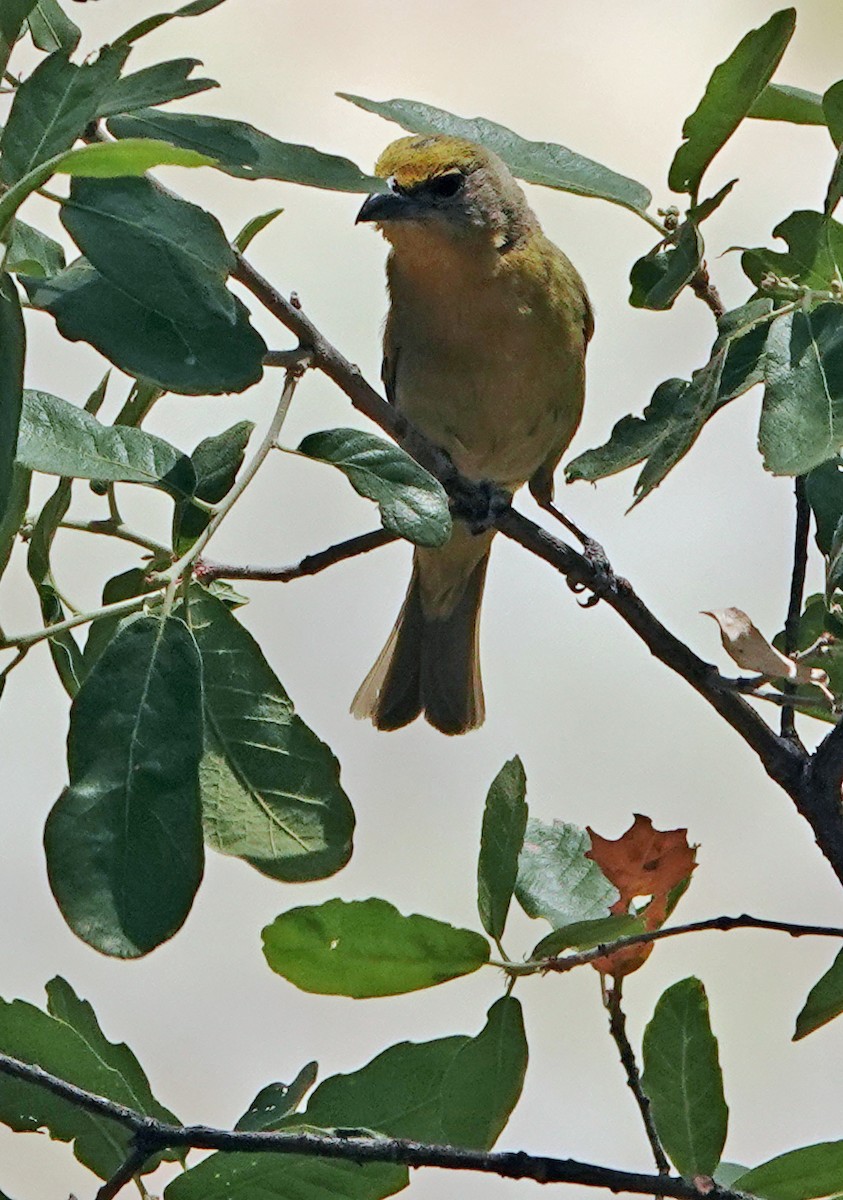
[703,607,833,702]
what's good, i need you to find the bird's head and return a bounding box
[356,134,536,250]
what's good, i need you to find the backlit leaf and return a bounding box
[477,756,528,943]
[515,818,618,927]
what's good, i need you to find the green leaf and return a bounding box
[668,9,796,196]
[233,206,284,253]
[263,898,490,998]
[17,389,196,498]
[81,567,163,680]
[22,258,266,395]
[108,110,385,192]
[749,82,826,126]
[794,948,843,1040]
[235,1063,319,1132]
[531,913,645,959]
[641,977,728,1177]
[116,0,230,47]
[44,615,205,957]
[0,465,30,583]
[743,210,843,293]
[733,1142,843,1200]
[477,756,528,943]
[167,997,526,1200]
[54,137,216,177]
[515,817,618,927]
[61,176,235,327]
[567,301,772,497]
[4,219,65,277]
[298,428,452,548]
[0,46,127,186]
[806,459,843,554]
[0,0,38,45]
[0,976,181,1179]
[824,81,843,148]
[340,93,652,216]
[95,59,218,120]
[0,273,25,526]
[188,589,355,882]
[760,305,843,475]
[173,420,253,553]
[26,0,80,53]
[26,478,83,697]
[629,221,703,311]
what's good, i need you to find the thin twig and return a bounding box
[604,981,670,1175]
[688,262,725,318]
[781,476,810,743]
[0,1051,744,1200]
[96,1138,155,1200]
[197,528,399,583]
[59,519,169,557]
[506,912,843,977]
[0,589,166,651]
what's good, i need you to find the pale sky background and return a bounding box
[2,1,843,1196]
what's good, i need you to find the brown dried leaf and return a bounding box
[703,607,833,702]
[585,814,697,978]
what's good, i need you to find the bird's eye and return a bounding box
[426,171,465,199]
[387,176,403,195]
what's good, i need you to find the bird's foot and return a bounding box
[449,476,513,534]
[538,499,617,605]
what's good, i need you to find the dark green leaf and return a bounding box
[0,273,25,525]
[116,0,230,47]
[824,81,843,148]
[714,1163,752,1188]
[44,615,205,957]
[515,817,618,927]
[298,428,451,548]
[641,977,728,1177]
[742,210,843,293]
[235,1063,319,1132]
[0,976,181,1179]
[23,258,266,395]
[188,589,355,882]
[95,59,218,120]
[5,219,65,277]
[794,948,843,1040]
[629,221,703,310]
[770,594,843,720]
[689,178,738,224]
[477,756,528,943]
[0,0,38,44]
[340,93,652,215]
[81,568,163,680]
[109,110,385,192]
[733,1142,843,1200]
[531,913,645,959]
[27,478,82,697]
[0,46,127,186]
[263,898,490,997]
[806,459,843,555]
[760,305,843,475]
[167,997,526,1199]
[61,176,236,327]
[17,389,196,498]
[26,0,80,53]
[173,421,253,552]
[0,465,30,583]
[716,298,775,401]
[233,206,284,253]
[668,9,796,196]
[749,82,825,126]
[825,148,843,218]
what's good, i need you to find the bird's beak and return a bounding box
[356,191,417,224]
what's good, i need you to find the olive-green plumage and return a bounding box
[352,134,592,734]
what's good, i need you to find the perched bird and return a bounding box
[352,133,592,735]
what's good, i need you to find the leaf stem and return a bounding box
[59,519,169,557]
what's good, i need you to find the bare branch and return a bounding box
[781,477,810,743]
[0,1051,744,1200]
[96,1139,155,1200]
[197,529,398,584]
[604,981,670,1175]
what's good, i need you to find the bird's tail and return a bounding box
[351,541,491,735]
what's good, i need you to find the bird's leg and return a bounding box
[537,498,617,605]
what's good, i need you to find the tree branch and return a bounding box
[604,981,671,1175]
[509,912,843,977]
[232,253,843,886]
[0,1051,744,1200]
[96,1138,156,1200]
[781,477,810,742]
[196,528,398,583]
